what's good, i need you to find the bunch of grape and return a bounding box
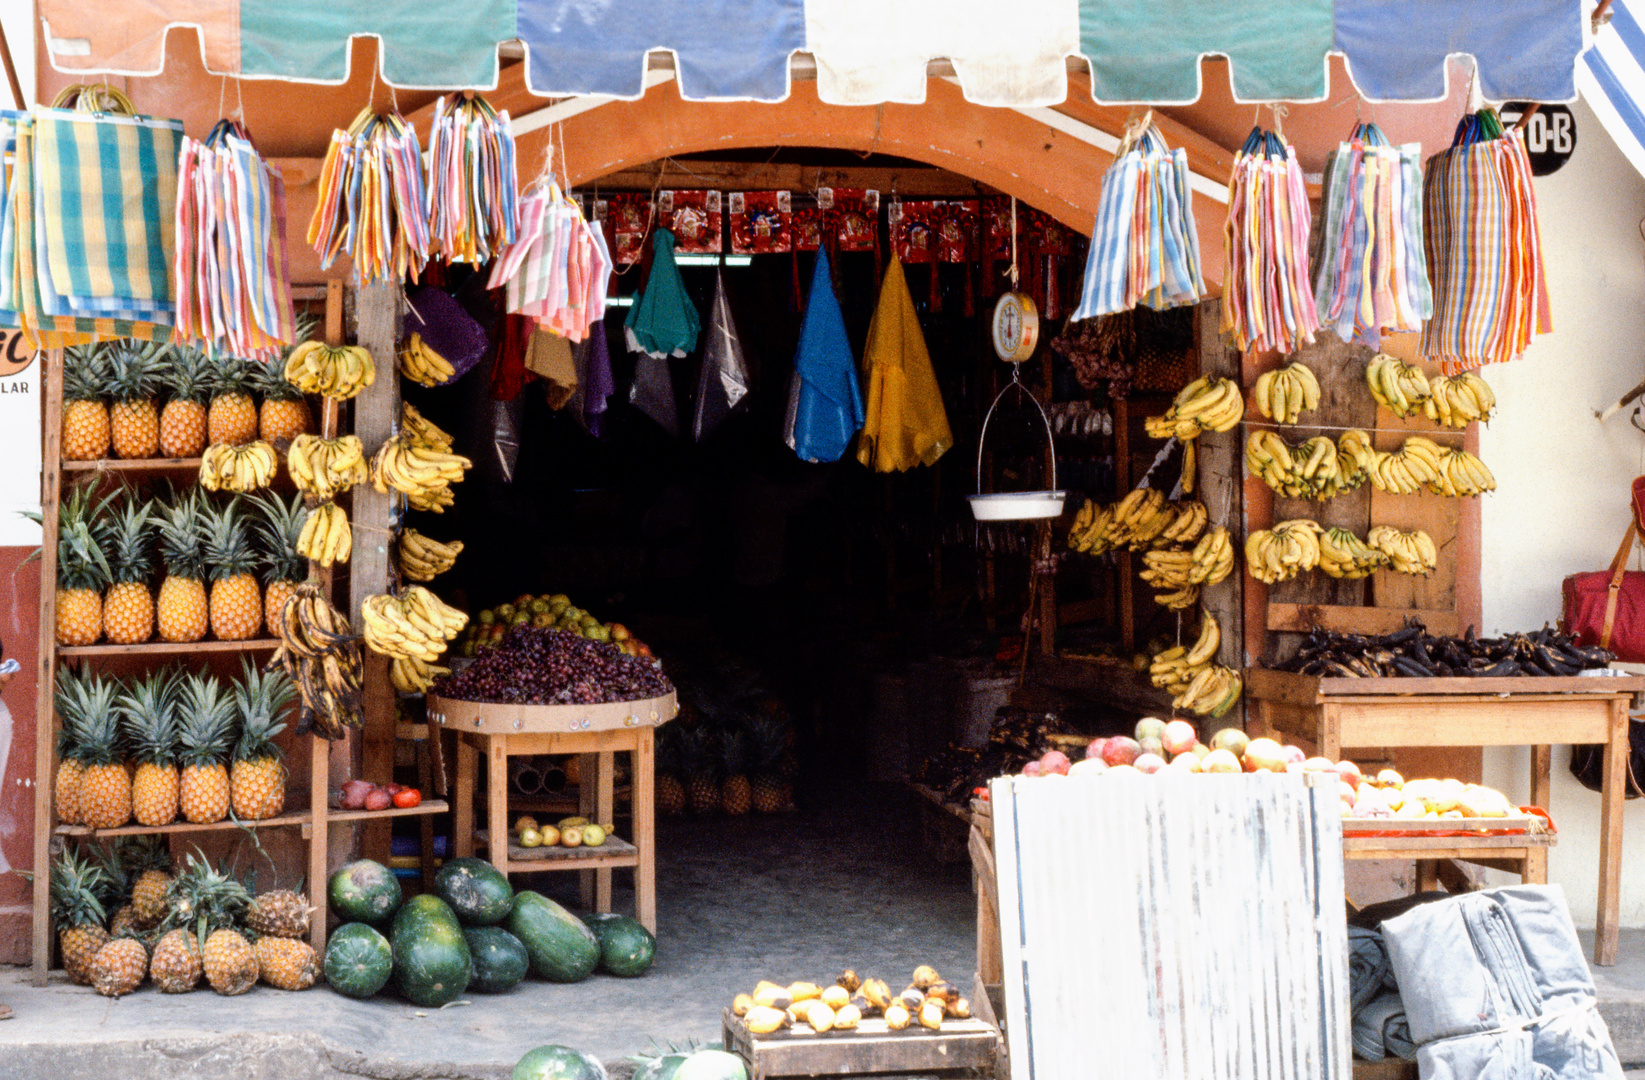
[432,627,672,705]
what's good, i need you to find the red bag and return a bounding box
[1561,477,1645,661]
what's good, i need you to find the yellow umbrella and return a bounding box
[856,255,953,472]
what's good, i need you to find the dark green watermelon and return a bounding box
[434,857,515,926]
[581,912,656,977]
[328,859,402,927]
[462,925,529,993]
[390,894,472,1006]
[512,1045,608,1080]
[322,922,393,999]
[673,1050,747,1080]
[506,892,599,983]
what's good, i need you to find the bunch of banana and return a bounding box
[284,341,376,400]
[1246,430,1301,496]
[1143,376,1245,440]
[397,332,456,387]
[398,529,465,582]
[1367,526,1439,575]
[360,586,469,662]
[1339,429,1376,483]
[287,434,368,501]
[1149,614,1222,696]
[1425,371,1495,428]
[1066,499,1115,555]
[296,502,352,567]
[402,401,454,451]
[1173,664,1243,718]
[389,654,452,695]
[1159,500,1208,546]
[371,434,472,512]
[1366,353,1432,417]
[1152,582,1200,610]
[1366,436,1444,495]
[1141,549,1196,590]
[1253,362,1321,424]
[1247,431,1362,500]
[1106,488,1175,550]
[199,441,279,492]
[1188,526,1235,586]
[267,582,364,739]
[1428,447,1497,497]
[1318,527,1388,579]
[1244,519,1323,584]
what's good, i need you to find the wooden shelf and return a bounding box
[325,798,448,823]
[62,457,202,472]
[56,809,312,838]
[58,638,283,658]
[476,829,639,869]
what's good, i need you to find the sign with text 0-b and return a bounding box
[1500,103,1576,176]
[0,331,41,547]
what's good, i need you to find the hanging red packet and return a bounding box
[983,197,1014,262]
[890,200,940,264]
[659,190,722,254]
[823,187,879,252]
[608,193,652,266]
[729,191,792,254]
[938,200,979,263]
[792,206,824,252]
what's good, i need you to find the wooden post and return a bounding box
[349,282,402,866]
[1193,302,1245,723]
[1113,398,1134,652]
[31,350,63,983]
[318,282,352,874]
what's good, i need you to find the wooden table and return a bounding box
[723,1008,1001,1080]
[431,693,673,932]
[1246,669,1645,966]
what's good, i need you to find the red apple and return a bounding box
[1190,743,1211,760]
[1022,760,1044,777]
[1133,753,1167,774]
[1242,738,1289,773]
[1201,748,1242,774]
[1040,750,1071,776]
[1209,728,1250,758]
[1162,719,1198,756]
[1335,760,1363,790]
[1302,756,1337,773]
[1084,738,1105,759]
[1138,736,1165,760]
[1282,745,1306,766]
[1101,736,1142,768]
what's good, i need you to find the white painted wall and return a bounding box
[0,1,33,109]
[1478,96,1645,928]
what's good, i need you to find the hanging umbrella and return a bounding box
[625,230,698,435]
[856,254,953,471]
[694,268,751,441]
[784,248,864,463]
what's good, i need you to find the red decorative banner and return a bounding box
[938,200,980,264]
[792,206,824,252]
[983,196,1014,262]
[820,187,879,252]
[607,193,652,266]
[890,200,940,264]
[659,189,722,254]
[729,191,792,254]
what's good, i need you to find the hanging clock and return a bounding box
[991,291,1039,363]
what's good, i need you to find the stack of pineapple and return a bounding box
[51,485,306,647]
[51,841,318,997]
[656,715,798,818]
[54,658,295,830]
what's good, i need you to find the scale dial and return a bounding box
[991,291,1040,363]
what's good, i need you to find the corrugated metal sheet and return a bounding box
[991,770,1349,1080]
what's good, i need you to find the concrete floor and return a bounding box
[0,788,978,1080]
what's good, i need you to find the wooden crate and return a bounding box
[723,1009,1001,1080]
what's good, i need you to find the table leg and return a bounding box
[1319,705,1341,763]
[1415,861,1440,893]
[1597,698,1627,966]
[1524,845,1548,886]
[635,726,656,932]
[1531,745,1552,811]
[488,737,511,876]
[593,750,615,913]
[579,753,598,909]
[454,736,476,859]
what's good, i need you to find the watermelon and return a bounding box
[390,894,473,1006]
[674,1050,747,1080]
[323,922,393,999]
[512,1045,608,1080]
[434,857,515,926]
[328,859,402,927]
[581,912,656,977]
[462,926,530,993]
[632,1053,687,1080]
[506,891,599,983]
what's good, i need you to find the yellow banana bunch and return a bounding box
[1106,488,1175,550]
[1173,664,1243,718]
[401,401,454,451]
[268,582,365,739]
[199,441,279,492]
[371,434,472,512]
[1338,429,1376,488]
[1425,372,1495,428]
[1428,448,1496,497]
[1066,499,1116,555]
[1158,500,1208,546]
[284,341,377,401]
[287,434,368,501]
[1187,526,1235,586]
[360,586,469,662]
[1247,431,1364,500]
[1367,526,1439,575]
[1252,362,1321,424]
[296,502,352,567]
[1367,436,1444,495]
[1143,376,1245,441]
[397,332,457,387]
[389,654,452,695]
[1318,527,1388,579]
[1244,519,1323,584]
[1150,613,1222,695]
[398,528,464,582]
[1141,548,1196,589]
[1366,353,1432,418]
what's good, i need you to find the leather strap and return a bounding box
[1602,521,1639,650]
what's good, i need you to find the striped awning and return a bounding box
[1580,1,1645,177]
[40,0,1584,107]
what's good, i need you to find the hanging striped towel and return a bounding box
[1220,126,1318,353]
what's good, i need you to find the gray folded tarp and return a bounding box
[1350,926,1394,1010]
[1382,885,1623,1080]
[1353,989,1420,1062]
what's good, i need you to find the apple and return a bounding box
[1242,738,1289,773]
[1162,720,1198,756]
[1134,717,1169,743]
[1101,736,1142,768]
[1169,752,1202,773]
[1282,745,1306,766]
[1190,743,1211,760]
[1302,756,1337,773]
[1106,763,1140,776]
[539,825,561,846]
[1209,728,1250,759]
[1022,760,1045,777]
[1351,787,1391,818]
[1201,749,1242,774]
[1040,750,1071,776]
[1084,738,1105,760]
[1377,768,1405,789]
[1338,781,1359,804]
[1335,760,1363,790]
[1133,753,1167,774]
[1069,758,1109,777]
[1138,736,1165,760]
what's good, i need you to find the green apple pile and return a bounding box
[457,593,652,659]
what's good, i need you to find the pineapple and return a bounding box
[252,356,313,444]
[121,670,180,827]
[748,716,795,814]
[75,673,132,830]
[104,342,166,459]
[120,836,173,927]
[204,928,259,995]
[108,904,143,937]
[102,497,157,644]
[47,484,115,646]
[255,936,319,991]
[202,497,263,640]
[176,673,235,824]
[160,854,255,995]
[158,345,211,458]
[230,658,294,819]
[246,889,313,940]
[149,927,203,993]
[207,353,259,447]
[50,849,112,984]
[719,728,752,816]
[53,671,89,825]
[90,936,149,997]
[62,344,111,460]
[154,488,210,642]
[655,725,685,817]
[249,490,307,631]
[681,728,720,816]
